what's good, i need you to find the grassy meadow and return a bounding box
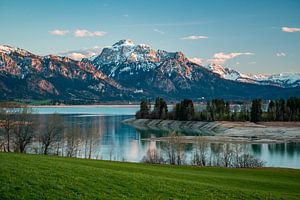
[1,153,300,199]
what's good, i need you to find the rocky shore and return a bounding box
[123,118,300,143]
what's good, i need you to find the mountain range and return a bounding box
[1,40,299,102]
[204,63,300,88]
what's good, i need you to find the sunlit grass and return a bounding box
[1,153,299,199]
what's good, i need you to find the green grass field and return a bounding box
[1,153,300,199]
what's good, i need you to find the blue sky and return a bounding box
[0,0,299,74]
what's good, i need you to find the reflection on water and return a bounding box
[32,114,300,169]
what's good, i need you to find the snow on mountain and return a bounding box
[1,41,300,101]
[203,63,300,88]
[93,39,193,79]
[0,45,34,57]
[94,40,300,88]
[204,64,243,80]
[94,39,157,64]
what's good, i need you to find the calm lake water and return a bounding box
[31,106,300,169]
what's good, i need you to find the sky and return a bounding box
[0,0,300,74]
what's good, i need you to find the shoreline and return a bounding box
[123,118,300,143]
[28,104,140,108]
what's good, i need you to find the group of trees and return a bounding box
[0,103,36,153]
[0,104,65,154]
[136,97,300,122]
[205,99,230,121]
[142,132,264,168]
[136,97,168,119]
[250,97,300,122]
[136,97,195,121]
[0,103,103,159]
[266,97,300,121]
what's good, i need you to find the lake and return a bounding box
[31,106,300,169]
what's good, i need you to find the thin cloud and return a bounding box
[65,53,86,60]
[74,29,106,37]
[153,29,165,34]
[123,14,129,17]
[189,57,203,65]
[49,29,69,36]
[60,46,102,61]
[282,27,300,33]
[276,52,286,57]
[180,35,208,40]
[209,52,254,65]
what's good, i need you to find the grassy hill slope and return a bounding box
[1,153,299,199]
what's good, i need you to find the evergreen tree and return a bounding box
[140,99,151,118]
[153,97,168,119]
[250,99,262,123]
[267,100,276,121]
[175,99,194,120]
[224,101,230,120]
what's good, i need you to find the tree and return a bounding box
[152,97,168,119]
[84,122,98,159]
[250,99,262,123]
[0,103,19,152]
[286,97,300,121]
[192,139,207,166]
[224,101,230,120]
[139,99,151,119]
[267,100,276,121]
[275,99,286,121]
[41,114,64,155]
[206,101,213,121]
[163,132,185,165]
[12,105,36,153]
[175,99,194,121]
[66,124,81,157]
[142,148,164,164]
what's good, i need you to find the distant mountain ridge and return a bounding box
[0,41,300,102]
[204,63,300,88]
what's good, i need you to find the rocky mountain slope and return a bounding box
[92,40,300,100]
[0,41,299,102]
[0,45,136,101]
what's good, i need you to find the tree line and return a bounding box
[142,132,264,168]
[136,97,300,122]
[0,103,100,158]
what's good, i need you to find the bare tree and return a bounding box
[88,123,98,159]
[12,105,36,153]
[210,143,223,166]
[142,148,165,164]
[66,124,81,157]
[109,140,115,161]
[221,143,234,167]
[41,114,64,155]
[83,123,97,159]
[163,132,186,165]
[236,154,264,168]
[232,144,264,168]
[192,139,207,166]
[0,102,19,152]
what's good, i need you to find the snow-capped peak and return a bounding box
[204,63,300,88]
[92,40,195,80]
[112,39,135,47]
[0,45,14,53]
[0,44,33,56]
[94,39,157,65]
